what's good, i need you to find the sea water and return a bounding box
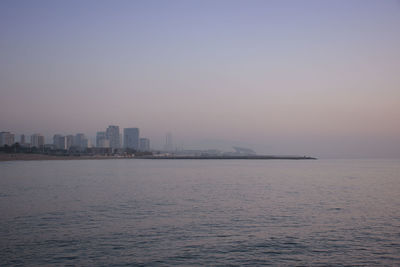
[1,159,400,265]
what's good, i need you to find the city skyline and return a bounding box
[1,124,152,149]
[1,0,400,158]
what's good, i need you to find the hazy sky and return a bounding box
[1,0,399,158]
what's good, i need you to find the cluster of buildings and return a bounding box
[1,132,46,148]
[2,129,261,157]
[95,125,150,152]
[0,125,151,154]
[52,133,90,150]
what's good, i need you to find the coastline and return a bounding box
[0,153,123,162]
[0,153,316,162]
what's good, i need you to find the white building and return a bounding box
[31,134,45,148]
[106,125,120,149]
[0,132,15,146]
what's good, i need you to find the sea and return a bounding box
[1,159,400,266]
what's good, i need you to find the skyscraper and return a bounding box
[164,132,173,152]
[106,125,120,149]
[123,128,139,150]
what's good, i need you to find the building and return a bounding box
[106,125,120,149]
[31,134,45,148]
[53,134,67,149]
[19,134,29,147]
[66,135,74,149]
[0,132,15,146]
[96,131,108,148]
[139,138,150,152]
[232,146,256,155]
[164,132,174,152]
[123,128,139,150]
[74,133,86,148]
[98,138,110,148]
[82,138,91,148]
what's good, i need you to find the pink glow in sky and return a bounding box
[1,0,399,157]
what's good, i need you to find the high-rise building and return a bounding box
[164,132,174,152]
[82,138,91,148]
[106,125,120,149]
[74,133,86,148]
[31,134,45,148]
[20,134,25,144]
[123,128,139,150]
[96,131,108,148]
[0,132,15,146]
[139,138,150,152]
[98,138,110,148]
[53,134,66,149]
[66,135,74,149]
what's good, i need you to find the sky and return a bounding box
[0,0,399,158]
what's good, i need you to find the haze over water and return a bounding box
[1,159,400,265]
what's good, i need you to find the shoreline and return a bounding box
[142,155,317,160]
[0,153,316,162]
[0,153,124,161]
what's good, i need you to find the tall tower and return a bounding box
[123,128,139,150]
[106,125,120,149]
[164,132,173,152]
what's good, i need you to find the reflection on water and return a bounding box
[1,159,400,265]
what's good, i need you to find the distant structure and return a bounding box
[106,125,120,149]
[66,135,74,149]
[99,139,110,148]
[2,125,152,155]
[19,134,29,147]
[232,147,256,155]
[20,134,25,144]
[96,132,107,148]
[30,134,45,148]
[74,133,85,148]
[82,138,91,148]
[0,132,15,146]
[139,138,150,152]
[164,132,174,152]
[124,128,139,150]
[53,134,67,149]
